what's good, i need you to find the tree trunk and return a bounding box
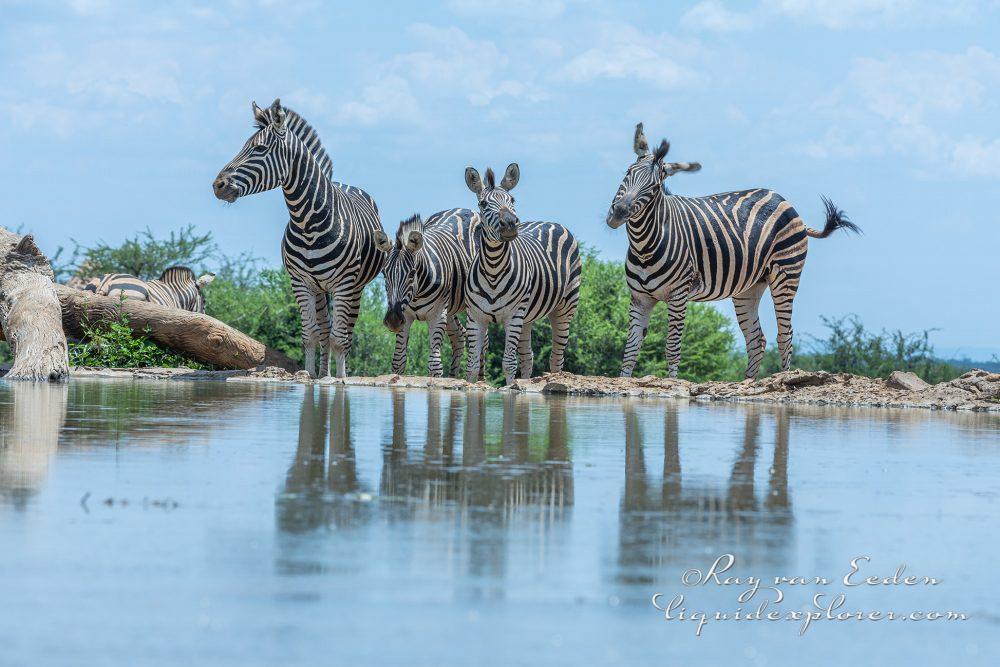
[0,228,69,381]
[54,284,299,372]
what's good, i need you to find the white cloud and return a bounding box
[794,47,1000,180]
[681,0,987,31]
[681,1,755,31]
[559,23,696,89]
[333,23,547,126]
[446,0,570,20]
[950,138,1000,179]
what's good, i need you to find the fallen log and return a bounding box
[0,228,69,381]
[53,283,299,372]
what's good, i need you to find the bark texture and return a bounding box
[0,228,69,381]
[54,284,299,372]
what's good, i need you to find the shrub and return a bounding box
[54,225,216,282]
[69,306,203,369]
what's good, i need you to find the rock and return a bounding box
[886,371,930,392]
[542,381,569,394]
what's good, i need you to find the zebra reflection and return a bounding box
[615,403,793,590]
[276,386,370,537]
[380,390,573,600]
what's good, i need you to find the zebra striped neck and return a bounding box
[626,189,669,259]
[478,233,512,282]
[281,136,340,235]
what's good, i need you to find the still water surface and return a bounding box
[1,379,998,665]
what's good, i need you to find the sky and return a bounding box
[1,0,998,358]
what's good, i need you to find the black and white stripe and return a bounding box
[86,266,215,313]
[464,163,582,385]
[377,208,482,378]
[213,99,385,378]
[608,123,860,379]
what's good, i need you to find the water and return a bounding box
[1,379,998,666]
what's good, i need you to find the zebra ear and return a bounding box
[271,105,287,132]
[465,167,483,196]
[664,162,702,177]
[500,163,520,191]
[196,273,216,288]
[634,122,649,157]
[405,230,424,253]
[374,230,392,253]
[252,101,268,125]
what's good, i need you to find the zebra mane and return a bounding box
[395,214,424,247]
[484,168,496,189]
[652,139,670,165]
[255,99,334,179]
[158,266,197,284]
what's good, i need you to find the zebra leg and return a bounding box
[445,315,466,378]
[330,285,364,379]
[548,298,578,374]
[502,316,526,385]
[768,266,801,372]
[465,318,487,383]
[732,282,768,380]
[427,313,447,378]
[621,293,656,377]
[314,292,332,378]
[291,279,322,377]
[517,324,533,379]
[391,323,411,376]
[665,290,689,378]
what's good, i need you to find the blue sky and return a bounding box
[2,0,998,357]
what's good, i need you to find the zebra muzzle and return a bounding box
[213,175,239,203]
[383,305,405,332]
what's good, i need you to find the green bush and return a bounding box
[69,307,203,369]
[43,226,972,383]
[0,340,11,366]
[54,225,216,282]
[205,268,304,364]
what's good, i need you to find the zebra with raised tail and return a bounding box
[86,267,216,312]
[376,208,483,378]
[607,123,860,380]
[464,163,582,385]
[213,99,385,378]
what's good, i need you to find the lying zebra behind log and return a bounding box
[376,208,485,378]
[85,266,215,313]
[607,123,860,380]
[464,163,582,386]
[213,99,385,378]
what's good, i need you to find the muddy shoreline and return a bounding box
[30,365,998,413]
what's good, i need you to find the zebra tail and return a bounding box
[806,196,861,238]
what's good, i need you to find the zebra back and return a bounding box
[91,266,211,313]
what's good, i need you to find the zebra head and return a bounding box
[213,99,291,203]
[607,123,701,228]
[465,163,520,243]
[377,214,425,332]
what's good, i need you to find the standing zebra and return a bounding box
[85,267,216,313]
[607,123,860,379]
[376,208,484,378]
[213,99,385,378]
[464,163,582,385]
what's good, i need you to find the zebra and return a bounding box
[607,123,860,380]
[375,208,484,378]
[85,267,216,313]
[213,99,385,378]
[464,163,582,385]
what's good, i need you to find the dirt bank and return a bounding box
[42,365,1000,413]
